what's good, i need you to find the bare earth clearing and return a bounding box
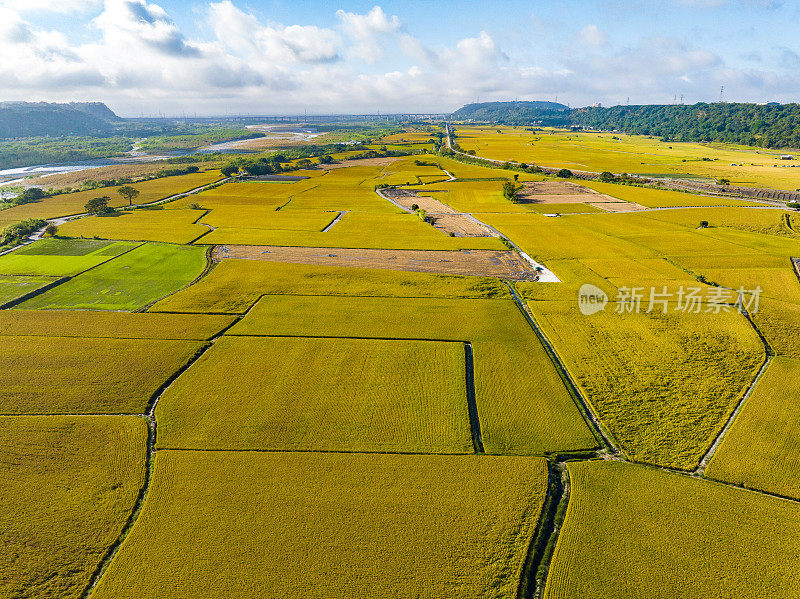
[519,181,648,212]
[212,245,538,279]
[320,157,403,169]
[384,188,496,237]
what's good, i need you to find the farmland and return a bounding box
[0,274,58,305]
[0,335,206,413]
[91,451,547,599]
[58,208,210,244]
[0,171,223,222]
[544,461,800,598]
[527,298,763,469]
[19,243,207,310]
[151,258,510,313]
[705,357,800,498]
[225,294,599,455]
[453,126,800,190]
[3,117,800,599]
[157,336,473,453]
[0,239,139,277]
[0,415,147,599]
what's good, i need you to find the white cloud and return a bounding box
[0,1,798,114]
[336,5,402,62]
[0,0,101,12]
[208,1,339,64]
[578,25,608,48]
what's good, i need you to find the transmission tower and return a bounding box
[719,86,725,103]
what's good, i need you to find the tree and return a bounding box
[296,159,314,169]
[18,187,46,204]
[599,171,616,183]
[220,163,239,177]
[502,181,524,203]
[699,220,709,229]
[117,185,139,206]
[319,155,334,164]
[44,223,58,237]
[717,178,731,186]
[85,196,111,215]
[557,168,573,178]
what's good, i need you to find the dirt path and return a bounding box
[213,245,540,280]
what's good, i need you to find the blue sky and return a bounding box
[0,0,798,115]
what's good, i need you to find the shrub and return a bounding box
[600,171,616,183]
[0,218,46,246]
[85,197,112,215]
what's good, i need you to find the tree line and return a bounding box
[452,101,800,149]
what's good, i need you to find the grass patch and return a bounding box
[19,243,207,310]
[0,239,139,276]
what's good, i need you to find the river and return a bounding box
[0,125,320,186]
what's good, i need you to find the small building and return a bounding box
[780,155,795,160]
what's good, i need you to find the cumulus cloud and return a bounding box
[0,1,798,114]
[208,1,339,64]
[336,5,401,62]
[0,0,101,12]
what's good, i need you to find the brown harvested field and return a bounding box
[519,181,614,203]
[320,157,403,169]
[382,189,493,236]
[517,180,647,212]
[430,214,493,236]
[385,189,458,213]
[586,200,648,212]
[212,245,538,279]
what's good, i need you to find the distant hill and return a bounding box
[0,102,122,138]
[451,101,800,149]
[452,101,570,123]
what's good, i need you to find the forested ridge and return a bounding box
[452,101,800,148]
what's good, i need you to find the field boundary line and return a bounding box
[791,257,800,286]
[153,446,475,456]
[321,210,347,232]
[503,282,619,454]
[225,332,470,343]
[135,244,218,313]
[3,241,144,308]
[0,276,69,309]
[463,342,484,454]
[694,305,774,476]
[78,413,153,599]
[80,300,256,598]
[521,461,571,599]
[693,354,772,477]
